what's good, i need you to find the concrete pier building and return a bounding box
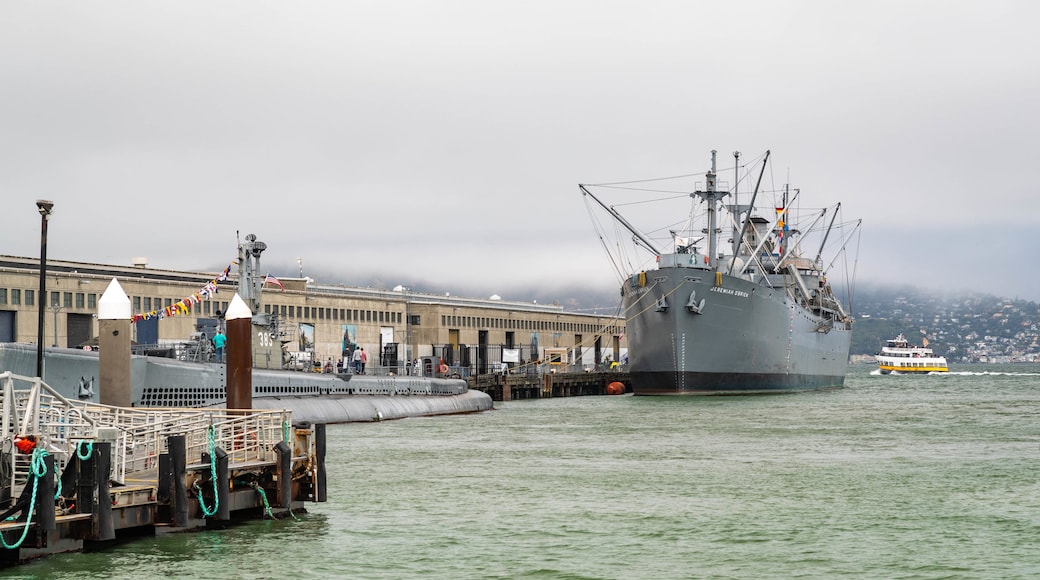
[0,255,625,375]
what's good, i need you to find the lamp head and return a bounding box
[36,199,54,216]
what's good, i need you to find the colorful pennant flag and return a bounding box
[131,263,235,323]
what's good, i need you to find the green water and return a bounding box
[8,365,1040,579]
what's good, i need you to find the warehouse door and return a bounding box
[67,313,92,348]
[0,311,13,342]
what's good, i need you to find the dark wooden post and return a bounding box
[38,454,55,533]
[77,445,96,524]
[225,294,253,410]
[315,423,327,503]
[275,441,292,510]
[215,447,230,521]
[168,435,188,527]
[96,442,115,541]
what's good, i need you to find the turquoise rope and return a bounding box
[76,440,93,460]
[1,448,48,550]
[53,460,61,501]
[253,484,275,519]
[196,426,220,517]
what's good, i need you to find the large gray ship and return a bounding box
[582,150,860,394]
[0,235,492,421]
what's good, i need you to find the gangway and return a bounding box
[0,371,327,566]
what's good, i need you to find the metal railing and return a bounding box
[0,371,291,496]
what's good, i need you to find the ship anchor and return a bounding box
[686,291,705,314]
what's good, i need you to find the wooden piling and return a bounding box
[314,423,327,503]
[225,294,253,410]
[95,443,115,541]
[275,441,292,510]
[97,279,131,407]
[38,455,55,533]
[215,448,230,521]
[168,435,188,527]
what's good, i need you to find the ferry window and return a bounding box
[11,289,20,305]
[88,294,96,309]
[76,293,85,308]
[25,289,34,306]
[0,289,6,305]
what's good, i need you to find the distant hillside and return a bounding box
[849,284,1040,362]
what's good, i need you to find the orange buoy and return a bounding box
[606,381,625,395]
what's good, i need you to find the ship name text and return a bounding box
[710,286,750,298]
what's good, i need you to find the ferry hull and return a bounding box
[623,267,851,395]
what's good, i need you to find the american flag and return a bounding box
[264,273,285,291]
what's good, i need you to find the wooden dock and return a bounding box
[0,371,327,568]
[471,371,631,401]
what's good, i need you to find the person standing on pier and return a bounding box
[213,330,227,363]
[359,347,368,374]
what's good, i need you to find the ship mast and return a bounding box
[692,150,728,269]
[236,233,267,314]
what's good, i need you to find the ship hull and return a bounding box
[623,266,851,395]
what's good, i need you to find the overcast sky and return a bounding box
[3,1,1038,304]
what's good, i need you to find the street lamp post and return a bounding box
[35,199,54,378]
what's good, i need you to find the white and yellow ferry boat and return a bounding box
[877,334,948,374]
